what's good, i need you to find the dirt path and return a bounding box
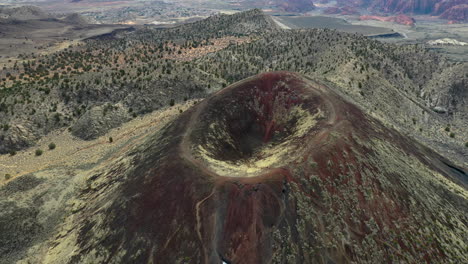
[0,101,195,184]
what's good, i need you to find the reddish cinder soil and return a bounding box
[73,72,467,263]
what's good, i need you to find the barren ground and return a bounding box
[0,22,129,64]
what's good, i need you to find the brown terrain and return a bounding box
[18,71,465,263]
[359,14,416,26]
[0,6,128,61]
[162,36,252,62]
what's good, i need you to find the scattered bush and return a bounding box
[465,142,468,148]
[35,149,43,156]
[449,132,455,138]
[169,99,175,106]
[48,142,56,150]
[9,150,16,156]
[5,174,11,180]
[445,126,450,132]
[109,137,113,143]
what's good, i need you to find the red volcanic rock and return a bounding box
[439,4,468,22]
[66,72,468,263]
[393,14,417,25]
[360,14,416,25]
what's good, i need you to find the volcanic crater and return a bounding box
[186,72,332,177]
[55,71,467,264]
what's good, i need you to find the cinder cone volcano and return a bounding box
[51,72,467,264]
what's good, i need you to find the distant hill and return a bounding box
[439,4,468,22]
[0,5,53,20]
[333,0,468,22]
[277,0,316,12]
[62,13,89,25]
[130,8,281,41]
[0,5,89,25]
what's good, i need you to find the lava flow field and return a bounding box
[51,72,467,264]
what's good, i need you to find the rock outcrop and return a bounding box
[369,0,440,14]
[331,0,468,22]
[439,4,468,22]
[359,14,416,25]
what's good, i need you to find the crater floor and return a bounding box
[186,72,333,177]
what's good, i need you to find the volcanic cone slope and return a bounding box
[49,72,467,264]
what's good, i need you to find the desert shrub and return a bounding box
[48,142,56,150]
[445,126,450,132]
[109,137,113,143]
[449,133,455,138]
[9,150,16,156]
[5,174,11,180]
[35,149,43,156]
[169,99,175,106]
[53,113,61,123]
[465,142,468,148]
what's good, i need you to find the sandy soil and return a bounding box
[0,100,196,184]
